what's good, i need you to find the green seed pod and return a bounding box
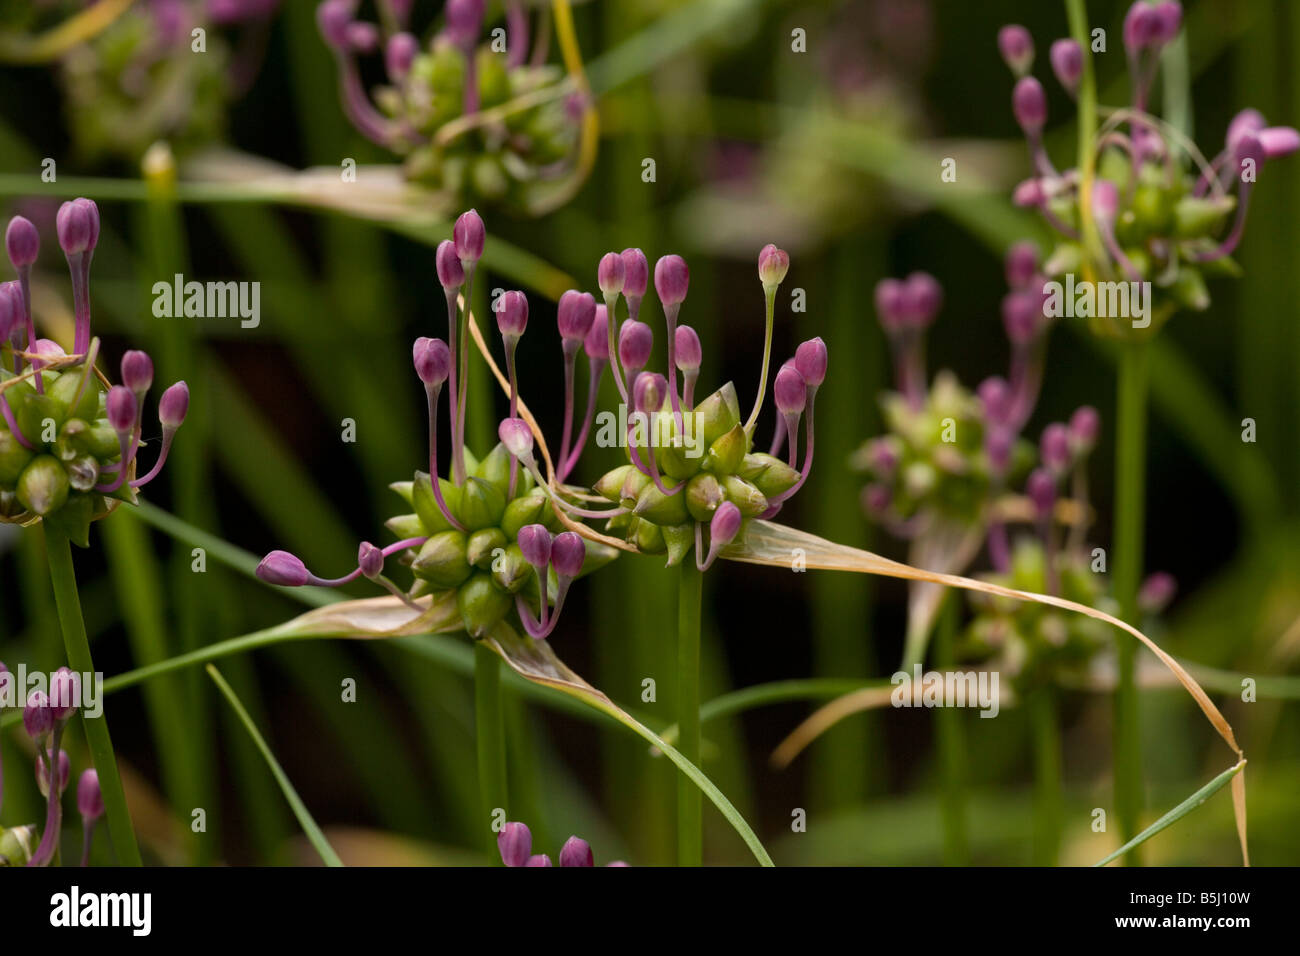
[477,48,513,110]
[594,464,635,503]
[17,393,61,448]
[685,472,725,523]
[475,442,512,496]
[0,824,36,866]
[411,530,472,588]
[720,475,768,518]
[412,472,462,534]
[1168,265,1210,311]
[662,523,694,567]
[738,452,800,498]
[385,513,425,540]
[458,572,512,639]
[490,543,531,593]
[0,427,34,485]
[467,527,508,569]
[16,455,69,516]
[619,467,651,508]
[501,489,548,539]
[693,381,741,446]
[65,456,99,492]
[1173,195,1235,240]
[459,476,507,531]
[703,423,749,476]
[48,372,99,423]
[656,436,702,481]
[633,480,690,526]
[389,480,415,505]
[634,517,666,554]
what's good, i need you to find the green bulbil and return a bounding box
[412,530,472,588]
[458,476,507,531]
[467,527,507,569]
[634,480,690,526]
[458,572,512,638]
[16,455,69,517]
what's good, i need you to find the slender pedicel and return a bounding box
[95,387,138,494]
[436,239,467,485]
[6,216,38,384]
[453,210,485,481]
[560,306,608,481]
[496,290,529,495]
[674,324,702,410]
[1027,467,1059,594]
[599,252,630,402]
[773,364,806,469]
[556,290,597,469]
[629,372,681,497]
[56,199,99,366]
[621,248,649,322]
[746,245,789,433]
[654,254,690,430]
[318,0,403,145]
[129,382,190,489]
[414,337,465,530]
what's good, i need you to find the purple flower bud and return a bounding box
[1226,109,1266,154]
[256,550,310,587]
[654,254,690,307]
[23,690,53,739]
[773,365,807,414]
[453,209,485,264]
[498,821,532,867]
[317,0,353,49]
[874,278,907,333]
[865,437,899,474]
[618,320,654,371]
[674,325,702,372]
[159,381,189,429]
[978,376,1014,426]
[559,836,594,867]
[1232,132,1265,174]
[436,240,465,289]
[1069,405,1100,453]
[496,290,528,338]
[518,524,552,569]
[758,243,790,287]
[584,305,609,361]
[997,24,1034,76]
[1138,571,1177,613]
[386,32,418,80]
[5,215,39,268]
[1040,423,1072,475]
[36,749,70,798]
[1012,177,1047,207]
[499,416,535,462]
[1151,1,1182,45]
[445,0,485,48]
[985,426,1014,474]
[1124,1,1161,53]
[621,248,649,298]
[121,350,154,393]
[557,290,597,342]
[1049,38,1083,94]
[346,20,379,53]
[1001,291,1040,346]
[413,336,452,385]
[78,769,104,821]
[598,252,626,297]
[551,532,586,579]
[1012,76,1047,135]
[1259,126,1300,160]
[794,337,828,388]
[1091,179,1120,222]
[1026,468,1056,519]
[903,272,943,328]
[525,854,553,867]
[862,483,892,515]
[49,667,80,720]
[56,199,99,256]
[632,371,668,414]
[0,282,19,340]
[1005,241,1040,289]
[710,500,743,548]
[106,386,137,434]
[358,541,383,579]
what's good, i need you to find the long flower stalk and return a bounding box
[676,560,703,866]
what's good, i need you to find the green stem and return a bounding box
[1065,0,1103,272]
[677,560,703,866]
[1029,684,1063,866]
[1112,342,1149,864]
[743,287,776,435]
[44,527,143,866]
[933,594,968,865]
[475,641,508,858]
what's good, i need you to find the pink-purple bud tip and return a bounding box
[78,768,104,820]
[773,364,807,414]
[557,290,597,342]
[256,550,311,587]
[23,690,53,739]
[584,305,609,361]
[654,254,689,307]
[498,821,532,867]
[106,386,137,434]
[518,524,552,569]
[1012,76,1047,135]
[436,240,465,289]
[499,416,534,461]
[5,215,39,268]
[620,248,649,298]
[794,337,827,388]
[551,531,585,579]
[619,320,654,371]
[159,381,189,429]
[453,209,485,263]
[997,24,1034,76]
[1049,39,1083,94]
[56,198,99,256]
[414,336,452,385]
[758,243,790,287]
[674,325,702,372]
[559,836,594,867]
[496,290,528,337]
[598,252,626,297]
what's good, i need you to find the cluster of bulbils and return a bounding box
[0,663,105,867]
[317,0,578,206]
[1000,1,1298,331]
[0,201,189,545]
[256,209,820,642]
[588,244,826,570]
[496,820,626,868]
[58,0,280,161]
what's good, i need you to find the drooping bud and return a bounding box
[794,337,828,389]
[1040,423,1072,475]
[557,290,596,342]
[621,248,649,299]
[584,305,609,361]
[121,350,154,394]
[49,667,80,720]
[618,320,654,373]
[1005,241,1040,289]
[499,417,535,464]
[674,325,702,371]
[36,749,70,798]
[773,365,807,414]
[654,254,689,306]
[498,821,532,867]
[358,541,384,579]
[496,290,528,337]
[551,531,586,579]
[23,690,53,740]
[517,524,552,569]
[1049,39,1083,95]
[559,836,594,867]
[413,337,452,385]
[758,243,790,288]
[1259,126,1300,160]
[5,215,39,268]
[710,501,743,549]
[78,769,104,821]
[997,24,1034,76]
[255,550,311,587]
[453,209,486,264]
[598,252,626,297]
[1012,77,1047,135]
[436,240,465,289]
